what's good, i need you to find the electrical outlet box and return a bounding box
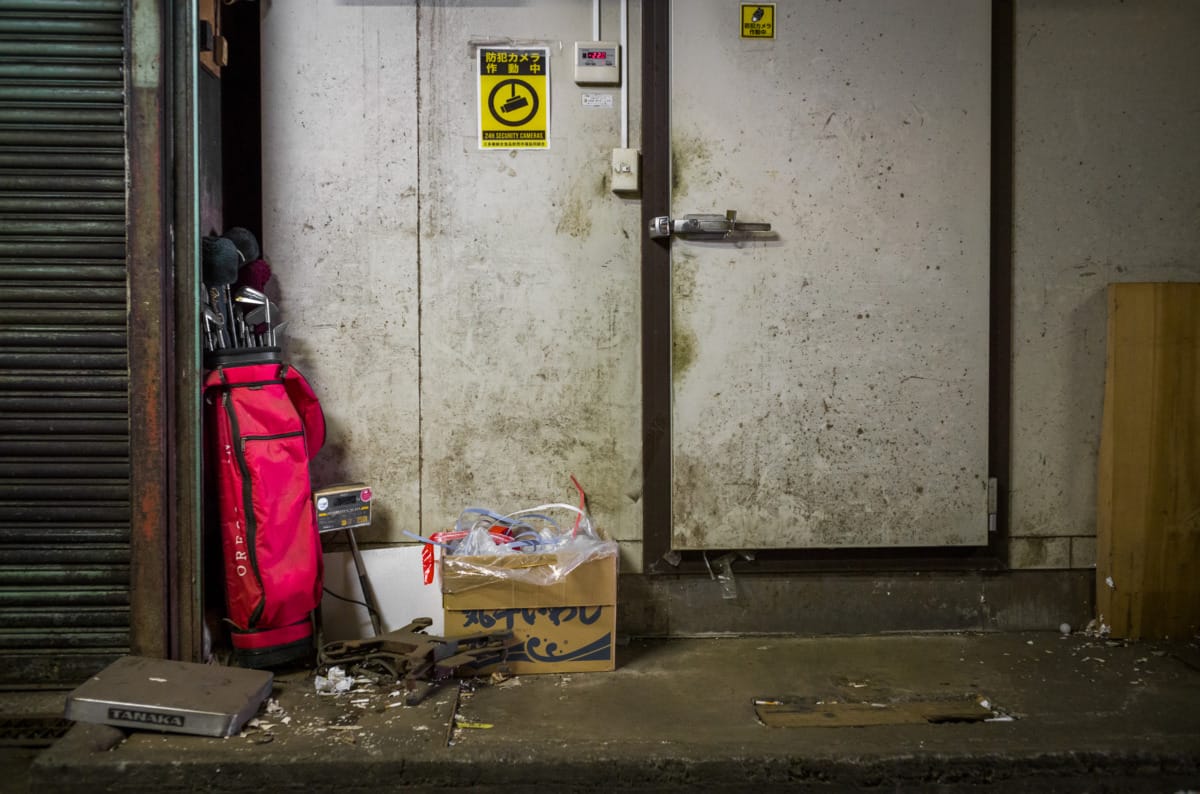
[611,148,640,194]
[575,41,620,85]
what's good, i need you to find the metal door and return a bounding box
[667,1,992,550]
[0,0,130,686]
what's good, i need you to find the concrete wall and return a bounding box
[415,4,643,566]
[260,1,1200,584]
[261,2,422,538]
[262,1,645,569]
[1008,0,1200,569]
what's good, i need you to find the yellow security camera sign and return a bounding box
[741,4,776,39]
[478,47,551,150]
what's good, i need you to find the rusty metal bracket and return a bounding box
[319,618,512,705]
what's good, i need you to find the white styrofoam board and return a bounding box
[321,545,443,640]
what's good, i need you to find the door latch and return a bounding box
[649,210,771,239]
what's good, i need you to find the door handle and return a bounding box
[648,210,771,239]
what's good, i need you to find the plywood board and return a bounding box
[1097,283,1200,639]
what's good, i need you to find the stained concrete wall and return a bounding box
[415,4,643,566]
[261,2,422,539]
[261,1,644,568]
[669,0,991,551]
[260,1,1200,587]
[1008,0,1200,569]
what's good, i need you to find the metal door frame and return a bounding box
[639,0,1014,575]
[127,0,202,661]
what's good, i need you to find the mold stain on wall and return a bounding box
[671,252,699,382]
[555,191,593,239]
[671,132,713,200]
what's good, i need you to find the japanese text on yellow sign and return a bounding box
[740,4,776,39]
[478,47,550,150]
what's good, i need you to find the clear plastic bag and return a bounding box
[439,502,618,590]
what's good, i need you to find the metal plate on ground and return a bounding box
[65,656,273,737]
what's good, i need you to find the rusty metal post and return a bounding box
[171,0,203,664]
[126,0,170,660]
[127,0,202,661]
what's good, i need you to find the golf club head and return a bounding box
[241,300,278,325]
[201,305,219,352]
[232,285,267,307]
[233,288,270,347]
[242,305,266,326]
[270,320,289,346]
[203,305,224,328]
[241,304,273,345]
[206,288,231,348]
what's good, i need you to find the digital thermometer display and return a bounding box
[573,42,620,85]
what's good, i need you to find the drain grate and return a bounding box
[0,716,73,747]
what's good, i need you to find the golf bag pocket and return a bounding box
[204,353,325,667]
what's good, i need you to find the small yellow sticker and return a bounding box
[740,4,776,39]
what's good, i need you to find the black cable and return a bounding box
[322,586,381,620]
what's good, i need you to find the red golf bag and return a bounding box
[203,350,326,667]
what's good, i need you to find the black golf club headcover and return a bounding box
[223,227,261,264]
[202,236,239,286]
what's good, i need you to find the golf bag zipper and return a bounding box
[239,430,304,449]
[222,390,267,628]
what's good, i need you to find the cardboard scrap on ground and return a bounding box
[754,695,994,727]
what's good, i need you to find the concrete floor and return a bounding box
[9,632,1200,792]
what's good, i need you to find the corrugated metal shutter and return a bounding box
[0,0,129,687]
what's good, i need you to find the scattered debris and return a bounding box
[319,618,512,706]
[314,666,355,695]
[490,671,523,689]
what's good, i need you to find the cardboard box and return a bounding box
[441,551,617,674]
